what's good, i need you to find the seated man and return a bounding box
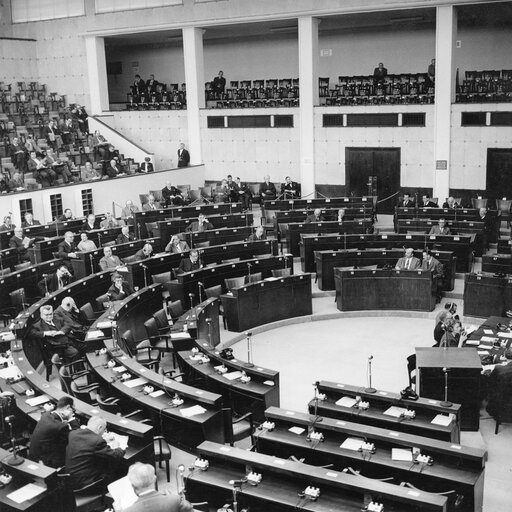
[121,200,140,225]
[28,150,56,187]
[29,396,78,469]
[0,215,15,232]
[337,208,348,222]
[54,296,89,340]
[139,157,154,173]
[226,175,240,203]
[9,227,32,263]
[77,232,97,252]
[38,264,74,295]
[134,243,153,261]
[142,194,161,211]
[82,213,99,231]
[177,249,203,274]
[399,193,415,208]
[259,175,277,203]
[105,158,123,179]
[30,305,80,362]
[107,273,134,301]
[121,462,193,512]
[306,208,325,223]
[99,246,123,272]
[57,231,79,270]
[281,176,300,199]
[421,194,437,208]
[57,208,74,222]
[22,212,41,228]
[9,171,25,191]
[165,234,190,254]
[248,225,266,241]
[395,247,421,270]
[236,177,252,211]
[100,211,122,229]
[214,179,229,203]
[442,196,461,209]
[83,161,101,181]
[65,416,125,490]
[429,218,451,235]
[373,62,388,84]
[115,225,136,245]
[187,213,213,232]
[421,248,444,300]
[161,182,185,207]
[44,148,72,184]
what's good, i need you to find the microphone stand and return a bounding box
[440,367,452,407]
[20,289,27,315]
[307,382,323,442]
[244,332,254,368]
[142,264,148,288]
[4,418,24,466]
[365,355,376,393]
[89,254,94,274]
[197,282,204,303]
[97,232,102,248]
[206,318,213,348]
[247,262,252,282]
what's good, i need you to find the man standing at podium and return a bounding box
[395,248,420,270]
[421,248,444,301]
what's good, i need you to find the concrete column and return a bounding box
[433,5,457,201]
[298,16,320,198]
[182,27,205,166]
[85,36,109,114]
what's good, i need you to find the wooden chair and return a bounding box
[224,276,245,292]
[120,330,161,371]
[272,268,291,278]
[222,407,255,447]
[154,435,172,482]
[205,285,226,329]
[471,198,488,209]
[245,272,262,284]
[79,302,101,324]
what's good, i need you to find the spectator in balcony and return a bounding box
[373,62,388,84]
[161,182,185,207]
[226,175,240,203]
[442,196,461,209]
[215,179,229,203]
[82,213,98,232]
[139,157,154,173]
[100,211,122,230]
[24,133,41,154]
[43,119,60,150]
[259,175,277,203]
[165,234,190,254]
[281,176,300,199]
[177,143,190,168]
[105,158,123,179]
[121,200,139,225]
[142,194,161,211]
[428,58,436,83]
[99,246,123,272]
[77,232,97,252]
[57,208,74,222]
[83,161,101,181]
[0,215,15,232]
[0,171,10,193]
[133,74,146,97]
[71,104,89,135]
[10,137,29,175]
[134,243,153,261]
[22,212,41,228]
[212,70,226,97]
[9,171,25,191]
[28,151,57,187]
[44,148,72,184]
[116,225,136,245]
[146,74,159,95]
[236,177,252,211]
[9,227,32,263]
[91,130,110,161]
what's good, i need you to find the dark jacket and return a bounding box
[177,149,190,167]
[115,233,136,245]
[305,214,325,223]
[38,272,74,295]
[107,282,134,301]
[57,240,78,260]
[177,258,202,274]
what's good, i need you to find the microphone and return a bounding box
[229,479,247,486]
[365,355,376,393]
[42,273,49,277]
[140,263,147,269]
[440,367,452,407]
[189,293,195,310]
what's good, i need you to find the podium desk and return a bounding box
[221,274,312,332]
[335,269,436,312]
[463,273,512,318]
[416,348,482,431]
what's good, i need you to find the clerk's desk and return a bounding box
[285,220,373,256]
[134,202,242,238]
[70,237,160,279]
[153,212,253,242]
[123,239,277,290]
[178,339,279,423]
[316,248,456,291]
[335,269,436,312]
[221,274,312,332]
[187,440,447,512]
[463,273,512,318]
[310,381,460,443]
[0,447,58,512]
[257,407,484,512]
[300,233,474,274]
[416,348,482,431]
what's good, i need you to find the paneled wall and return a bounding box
[0,39,39,84]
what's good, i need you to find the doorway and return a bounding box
[486,149,512,201]
[346,147,401,214]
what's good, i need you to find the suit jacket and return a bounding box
[121,205,140,224]
[187,220,213,232]
[82,220,99,231]
[22,220,41,228]
[134,249,152,261]
[177,149,190,167]
[259,181,276,199]
[139,162,154,173]
[429,225,451,235]
[177,258,202,274]
[399,199,415,208]
[115,233,135,245]
[124,490,192,512]
[421,256,444,278]
[142,202,161,211]
[57,240,77,260]
[107,282,134,300]
[54,305,87,332]
[38,272,74,295]
[30,317,72,348]
[442,201,461,209]
[165,240,190,253]
[161,186,183,205]
[105,164,121,179]
[65,427,125,490]
[100,218,121,229]
[29,411,77,468]
[281,181,300,198]
[395,256,421,270]
[305,214,325,223]
[9,235,30,262]
[99,255,123,271]
[421,200,438,208]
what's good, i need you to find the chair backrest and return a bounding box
[96,396,122,415]
[496,199,512,213]
[10,288,26,311]
[205,285,223,299]
[144,317,159,339]
[271,268,291,278]
[15,262,31,271]
[95,293,110,310]
[188,189,201,203]
[152,271,172,285]
[58,365,73,395]
[471,197,488,209]
[123,254,138,264]
[245,272,262,284]
[120,330,135,355]
[79,302,95,324]
[194,241,210,249]
[149,189,163,202]
[224,276,245,291]
[168,300,184,319]
[153,308,169,330]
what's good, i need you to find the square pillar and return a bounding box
[433,5,457,201]
[85,36,109,114]
[298,16,320,197]
[182,27,205,166]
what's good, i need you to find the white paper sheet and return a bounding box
[103,431,129,450]
[86,330,104,339]
[180,405,206,418]
[335,396,357,408]
[392,448,413,461]
[26,395,50,407]
[223,371,243,381]
[288,426,306,435]
[113,366,127,372]
[340,437,364,451]
[122,377,147,388]
[7,483,46,504]
[384,406,407,418]
[149,389,165,398]
[431,414,452,426]
[107,476,138,511]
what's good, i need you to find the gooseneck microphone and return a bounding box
[365,355,376,393]
[440,367,452,407]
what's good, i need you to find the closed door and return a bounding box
[346,148,401,213]
[487,149,512,201]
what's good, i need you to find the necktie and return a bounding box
[406,259,410,270]
[58,277,63,288]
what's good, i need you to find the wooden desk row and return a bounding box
[300,233,474,274]
[395,207,495,222]
[315,248,456,292]
[335,269,437,312]
[0,247,20,272]
[263,196,377,216]
[497,238,512,254]
[463,273,512,318]
[397,219,484,237]
[481,253,511,275]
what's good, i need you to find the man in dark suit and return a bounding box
[212,70,226,97]
[306,208,325,223]
[58,231,79,270]
[161,182,185,207]
[107,273,135,301]
[9,227,32,263]
[65,416,125,490]
[139,157,154,173]
[186,214,213,232]
[259,175,277,203]
[395,248,421,270]
[105,158,123,179]
[9,136,29,175]
[442,196,461,209]
[177,249,203,274]
[421,248,444,300]
[116,225,136,245]
[22,212,41,228]
[54,296,89,339]
[177,143,190,167]
[29,396,78,468]
[478,207,495,255]
[38,264,74,295]
[421,194,438,208]
[134,243,153,261]
[226,175,240,203]
[82,214,98,232]
[399,193,415,208]
[281,176,300,199]
[121,463,193,512]
[56,208,74,222]
[236,177,252,211]
[373,62,388,84]
[30,304,79,362]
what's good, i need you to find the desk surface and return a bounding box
[416,348,482,369]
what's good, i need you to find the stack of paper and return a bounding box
[288,426,306,435]
[392,448,413,461]
[340,437,364,451]
[384,406,407,418]
[7,483,46,504]
[86,330,105,339]
[335,396,357,408]
[431,414,452,426]
[123,377,147,388]
[180,405,206,418]
[224,371,243,381]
